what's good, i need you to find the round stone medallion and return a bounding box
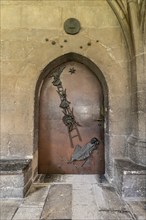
[64,18,81,35]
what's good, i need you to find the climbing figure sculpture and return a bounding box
[62,110,75,132]
[59,89,71,109]
[51,65,82,148]
[51,66,65,86]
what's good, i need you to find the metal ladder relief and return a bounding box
[51,66,82,148]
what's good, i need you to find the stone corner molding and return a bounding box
[138,0,146,33]
[106,0,146,57]
[106,0,133,57]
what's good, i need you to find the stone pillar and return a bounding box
[127,0,146,165]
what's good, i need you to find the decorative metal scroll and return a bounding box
[51,66,82,148]
[68,137,100,167]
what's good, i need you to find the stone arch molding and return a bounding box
[36,53,108,175]
[32,39,130,179]
[34,52,112,177]
[107,0,146,57]
[35,52,108,140]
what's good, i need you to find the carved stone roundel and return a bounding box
[64,18,81,35]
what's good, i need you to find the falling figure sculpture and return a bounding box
[68,137,100,166]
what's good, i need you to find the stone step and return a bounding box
[114,158,146,200]
[0,159,32,198]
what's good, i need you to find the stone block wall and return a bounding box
[1,0,145,182]
[114,159,146,200]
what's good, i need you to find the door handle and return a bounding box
[94,118,103,122]
[94,118,104,126]
[97,119,103,122]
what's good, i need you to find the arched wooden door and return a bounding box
[38,61,104,174]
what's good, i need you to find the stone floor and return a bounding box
[0,175,146,220]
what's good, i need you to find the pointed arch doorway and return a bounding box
[38,55,107,175]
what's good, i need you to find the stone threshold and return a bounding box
[0,159,31,174]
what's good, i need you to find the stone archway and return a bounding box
[35,53,109,175]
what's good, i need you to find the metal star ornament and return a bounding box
[69,67,76,74]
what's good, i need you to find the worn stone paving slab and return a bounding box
[1,175,144,220]
[127,201,146,220]
[20,185,50,208]
[96,211,133,220]
[73,181,93,190]
[40,184,72,220]
[0,200,21,220]
[12,207,43,220]
[71,176,100,220]
[70,175,132,220]
[64,174,99,184]
[92,184,126,211]
[72,210,133,220]
[73,189,95,205]
[72,185,99,219]
[72,203,99,220]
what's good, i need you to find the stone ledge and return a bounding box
[0,159,31,174]
[115,159,146,174]
[0,159,32,198]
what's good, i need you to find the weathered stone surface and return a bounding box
[114,159,146,199]
[0,159,32,198]
[12,207,42,220]
[0,200,22,220]
[127,201,146,220]
[0,187,24,198]
[138,113,146,140]
[128,136,146,166]
[21,185,50,207]
[35,174,64,183]
[72,203,99,220]
[1,0,146,199]
[0,175,24,188]
[87,27,122,47]
[1,4,22,29]
[0,133,33,158]
[0,159,31,173]
[93,184,126,211]
[64,175,133,220]
[123,187,146,198]
[0,174,145,220]
[64,174,99,184]
[110,135,127,157]
[95,211,133,220]
[22,6,62,29]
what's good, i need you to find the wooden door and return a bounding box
[38,61,104,174]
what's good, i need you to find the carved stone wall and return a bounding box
[1,0,145,182]
[107,0,146,166]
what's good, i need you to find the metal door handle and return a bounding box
[94,118,103,122]
[97,119,103,121]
